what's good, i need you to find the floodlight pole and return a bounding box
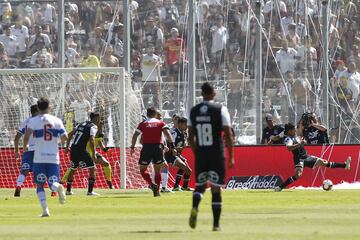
[321,1,329,127]
[187,0,196,115]
[57,0,64,68]
[255,1,263,144]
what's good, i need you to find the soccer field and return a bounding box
[1,189,360,240]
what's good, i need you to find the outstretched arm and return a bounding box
[223,126,234,168]
[23,128,34,152]
[14,132,23,158]
[130,131,140,156]
[188,126,196,153]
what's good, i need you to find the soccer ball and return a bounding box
[322,179,333,191]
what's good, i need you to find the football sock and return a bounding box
[212,192,222,227]
[140,169,153,185]
[174,169,184,188]
[155,172,161,188]
[50,182,60,192]
[280,176,297,189]
[326,162,346,168]
[161,168,169,188]
[88,178,95,193]
[61,168,71,183]
[66,180,73,192]
[192,186,205,209]
[36,186,47,212]
[183,173,191,189]
[16,174,26,187]
[103,165,112,182]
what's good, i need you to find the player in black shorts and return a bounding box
[275,123,352,192]
[164,117,193,191]
[188,83,234,231]
[63,112,101,196]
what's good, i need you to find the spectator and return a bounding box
[87,27,106,57]
[291,71,312,122]
[164,27,184,86]
[79,46,101,84]
[159,0,179,33]
[336,75,355,115]
[210,15,229,80]
[347,45,360,70]
[69,89,92,126]
[261,114,284,145]
[281,5,294,36]
[333,60,347,85]
[64,17,75,32]
[27,25,52,55]
[339,62,360,102]
[276,39,297,76]
[30,39,52,68]
[280,71,295,123]
[0,42,9,68]
[1,1,12,24]
[286,23,300,49]
[10,17,29,60]
[0,24,18,63]
[110,24,124,61]
[101,46,119,67]
[42,3,56,24]
[141,44,162,108]
[64,41,80,67]
[143,16,164,54]
[297,36,317,62]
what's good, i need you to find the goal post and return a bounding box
[0,67,145,189]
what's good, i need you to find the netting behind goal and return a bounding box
[0,67,148,189]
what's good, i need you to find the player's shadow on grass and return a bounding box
[99,196,146,199]
[127,230,189,234]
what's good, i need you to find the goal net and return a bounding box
[0,67,148,189]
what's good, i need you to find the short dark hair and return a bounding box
[30,104,39,115]
[37,97,50,111]
[201,82,214,96]
[90,112,100,120]
[177,117,187,125]
[284,123,295,134]
[146,107,157,118]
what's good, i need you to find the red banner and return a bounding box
[174,145,360,188]
[1,145,359,189]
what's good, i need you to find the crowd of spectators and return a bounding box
[0,0,359,144]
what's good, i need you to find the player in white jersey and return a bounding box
[23,98,68,217]
[14,105,39,197]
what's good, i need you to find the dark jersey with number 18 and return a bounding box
[70,121,97,151]
[189,101,228,154]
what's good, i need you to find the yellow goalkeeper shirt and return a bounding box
[86,136,103,157]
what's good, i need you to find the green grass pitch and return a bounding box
[1,188,360,240]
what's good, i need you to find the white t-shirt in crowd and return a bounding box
[10,25,29,52]
[296,45,317,62]
[69,100,92,123]
[263,0,287,14]
[65,47,79,65]
[142,53,161,82]
[276,48,297,75]
[339,70,360,101]
[0,34,18,56]
[210,25,229,53]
